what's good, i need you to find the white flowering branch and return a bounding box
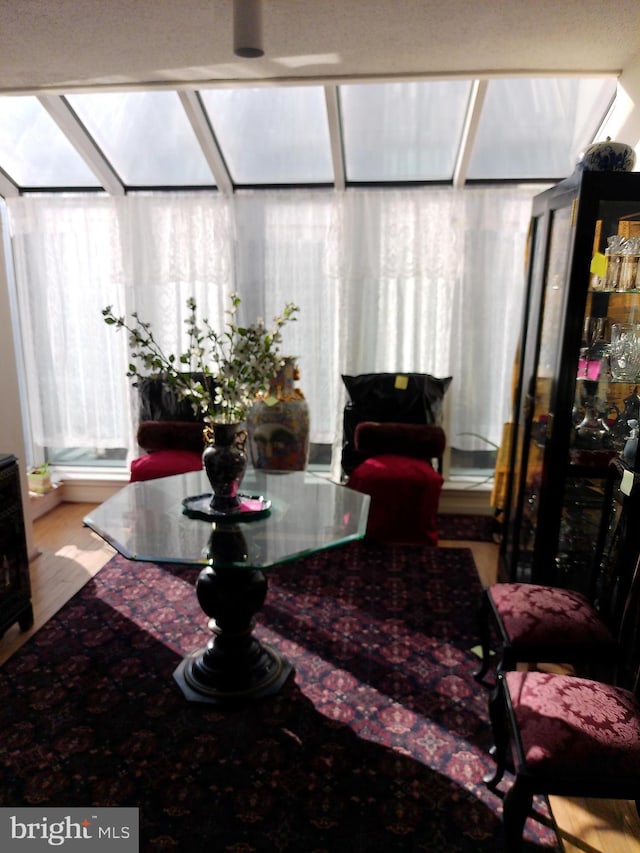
[102,293,299,424]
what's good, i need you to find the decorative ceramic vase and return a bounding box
[576,138,636,173]
[574,402,612,450]
[202,423,248,514]
[246,358,310,470]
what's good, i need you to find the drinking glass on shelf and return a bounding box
[581,316,608,377]
[609,323,640,381]
[605,235,625,290]
[619,238,640,291]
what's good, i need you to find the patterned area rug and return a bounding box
[0,542,558,852]
[437,513,497,542]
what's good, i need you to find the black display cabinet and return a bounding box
[501,170,640,591]
[0,454,33,636]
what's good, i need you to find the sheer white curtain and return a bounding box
[7,186,535,470]
[450,188,534,451]
[10,195,129,452]
[115,192,234,379]
[232,191,341,445]
[9,193,233,459]
[334,187,533,458]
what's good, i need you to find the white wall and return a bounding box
[0,205,35,558]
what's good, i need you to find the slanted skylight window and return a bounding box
[200,86,333,184]
[466,77,618,180]
[0,96,100,188]
[0,76,620,194]
[339,80,472,182]
[67,91,216,187]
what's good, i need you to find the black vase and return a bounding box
[202,423,248,514]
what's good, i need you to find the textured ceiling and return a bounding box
[1,0,640,94]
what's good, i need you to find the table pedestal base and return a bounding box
[173,563,293,705]
[174,639,292,704]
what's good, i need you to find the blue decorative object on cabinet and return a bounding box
[577,138,636,173]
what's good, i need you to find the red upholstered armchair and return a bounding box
[341,372,451,477]
[130,420,204,482]
[341,372,450,545]
[354,421,445,472]
[346,421,446,545]
[129,376,207,482]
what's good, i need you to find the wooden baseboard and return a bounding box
[439,486,493,516]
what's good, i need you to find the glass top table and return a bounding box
[84,468,369,568]
[84,469,370,704]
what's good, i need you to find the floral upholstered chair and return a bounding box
[473,581,619,683]
[484,549,640,852]
[474,457,640,683]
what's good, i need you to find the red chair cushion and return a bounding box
[347,454,443,545]
[489,583,617,656]
[130,450,203,482]
[354,421,446,461]
[506,670,640,776]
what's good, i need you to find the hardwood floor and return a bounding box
[1,503,638,853]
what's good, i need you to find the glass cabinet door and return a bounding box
[502,171,640,591]
[559,196,640,591]
[508,203,573,581]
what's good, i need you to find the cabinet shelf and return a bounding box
[589,288,640,294]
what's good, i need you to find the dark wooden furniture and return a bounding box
[474,579,619,684]
[501,170,640,590]
[0,454,33,637]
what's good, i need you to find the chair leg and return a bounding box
[502,777,534,853]
[474,589,493,683]
[483,680,508,788]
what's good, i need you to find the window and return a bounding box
[0,75,618,482]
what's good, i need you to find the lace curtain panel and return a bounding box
[7,186,535,466]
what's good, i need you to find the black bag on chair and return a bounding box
[341,372,452,476]
[137,374,213,423]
